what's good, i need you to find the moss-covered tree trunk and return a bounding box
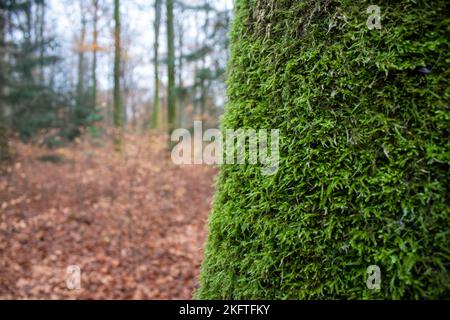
[197,0,449,299]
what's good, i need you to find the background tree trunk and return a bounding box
[166,0,176,140]
[113,0,122,151]
[0,8,9,161]
[177,12,185,127]
[37,1,46,83]
[76,1,87,107]
[199,1,210,121]
[91,0,99,110]
[151,0,161,129]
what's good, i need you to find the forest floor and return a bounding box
[0,133,217,299]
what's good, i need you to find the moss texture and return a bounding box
[196,0,449,299]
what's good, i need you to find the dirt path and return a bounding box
[0,134,217,299]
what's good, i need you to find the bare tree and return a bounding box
[166,0,176,139]
[151,0,162,129]
[113,0,123,151]
[91,0,99,109]
[76,1,88,106]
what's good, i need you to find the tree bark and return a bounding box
[200,1,210,121]
[91,0,98,110]
[0,8,9,161]
[151,0,161,129]
[77,1,87,106]
[113,0,123,151]
[177,12,185,127]
[166,0,176,139]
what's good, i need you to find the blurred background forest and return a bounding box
[0,0,231,299]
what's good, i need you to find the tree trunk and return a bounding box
[166,0,176,139]
[113,0,123,151]
[193,11,200,119]
[0,9,9,161]
[91,0,98,110]
[151,0,161,129]
[40,2,46,82]
[0,9,5,91]
[200,1,210,121]
[36,1,46,83]
[196,0,450,300]
[76,1,87,106]
[177,14,185,127]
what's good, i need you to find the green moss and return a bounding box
[196,0,450,299]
